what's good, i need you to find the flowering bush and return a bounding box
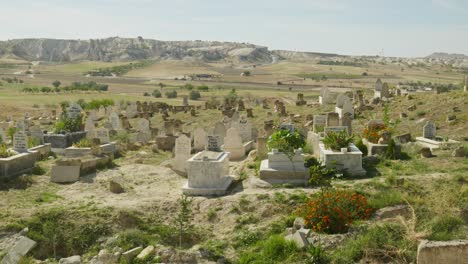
[362,124,387,144]
[322,130,353,151]
[301,191,374,234]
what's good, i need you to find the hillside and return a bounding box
[0,37,274,63]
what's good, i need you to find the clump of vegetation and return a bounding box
[331,223,417,263]
[0,144,15,158]
[362,123,387,144]
[54,112,83,134]
[23,81,109,93]
[267,129,305,154]
[18,208,112,259]
[28,137,40,148]
[73,138,92,148]
[322,130,353,151]
[197,85,209,91]
[300,190,374,234]
[318,60,368,67]
[81,99,114,110]
[1,77,23,83]
[238,235,300,264]
[152,89,162,98]
[355,138,368,156]
[85,61,152,76]
[189,90,201,100]
[165,90,178,98]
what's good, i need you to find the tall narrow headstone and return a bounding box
[13,130,28,153]
[423,121,436,139]
[173,135,192,174]
[193,128,207,151]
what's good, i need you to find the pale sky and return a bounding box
[0,0,467,57]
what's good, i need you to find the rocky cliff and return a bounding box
[0,37,274,63]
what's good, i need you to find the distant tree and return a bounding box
[165,90,178,98]
[189,90,201,100]
[158,82,166,89]
[243,70,251,76]
[152,89,162,98]
[52,80,61,88]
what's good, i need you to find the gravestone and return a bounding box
[109,112,121,130]
[16,119,26,132]
[67,103,82,119]
[213,122,226,145]
[84,118,95,132]
[296,93,306,106]
[326,112,340,127]
[98,106,106,119]
[313,115,327,133]
[193,128,207,151]
[341,113,353,135]
[423,121,436,139]
[13,130,28,153]
[237,99,245,111]
[126,103,138,119]
[246,108,254,118]
[137,119,150,133]
[256,137,267,157]
[0,128,7,143]
[206,135,221,152]
[237,115,252,142]
[94,128,110,144]
[224,127,245,160]
[182,97,189,107]
[172,135,191,174]
[29,126,44,144]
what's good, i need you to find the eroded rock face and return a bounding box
[0,37,274,63]
[417,240,468,264]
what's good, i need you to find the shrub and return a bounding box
[73,138,92,148]
[355,138,368,156]
[85,99,114,110]
[301,190,373,234]
[238,235,299,264]
[54,114,83,133]
[197,85,209,91]
[267,130,305,154]
[165,90,177,98]
[189,90,201,100]
[331,223,416,263]
[309,164,335,187]
[323,130,354,151]
[28,137,40,148]
[0,144,14,158]
[152,89,162,98]
[363,124,387,144]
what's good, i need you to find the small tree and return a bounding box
[165,90,178,98]
[52,80,61,89]
[152,89,162,98]
[242,70,251,76]
[175,194,193,248]
[189,90,201,100]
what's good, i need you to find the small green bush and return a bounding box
[189,90,201,100]
[238,235,299,264]
[323,130,353,151]
[152,89,162,98]
[355,138,368,156]
[267,130,305,154]
[73,138,92,148]
[331,223,416,263]
[165,90,177,98]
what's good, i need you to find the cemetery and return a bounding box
[0,56,467,264]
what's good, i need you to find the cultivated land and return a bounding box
[0,52,467,264]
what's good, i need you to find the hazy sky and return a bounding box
[0,0,467,57]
